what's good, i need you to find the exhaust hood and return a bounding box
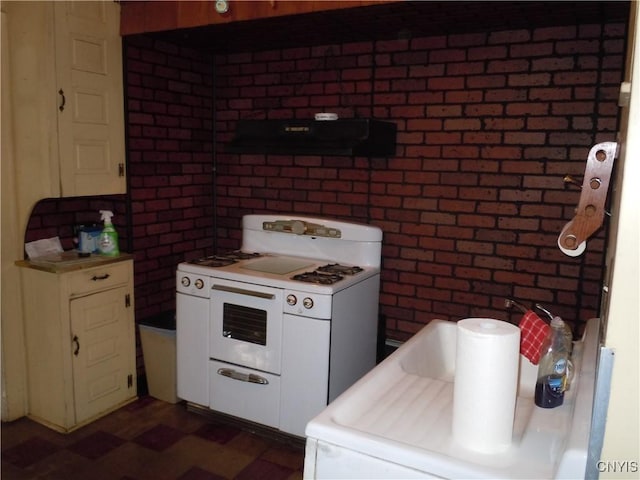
[226,119,396,156]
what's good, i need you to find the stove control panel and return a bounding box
[177,272,210,298]
[263,220,341,238]
[283,291,332,319]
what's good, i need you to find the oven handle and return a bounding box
[211,284,275,300]
[217,368,269,385]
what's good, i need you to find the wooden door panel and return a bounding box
[70,286,131,425]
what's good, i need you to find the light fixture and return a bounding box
[215,0,229,14]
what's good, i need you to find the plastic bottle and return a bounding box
[98,210,120,256]
[534,317,572,408]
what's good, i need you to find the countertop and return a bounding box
[15,252,133,274]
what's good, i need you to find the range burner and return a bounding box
[291,271,344,285]
[291,263,364,284]
[224,251,263,260]
[189,251,262,267]
[316,263,364,276]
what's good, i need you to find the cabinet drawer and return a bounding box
[209,360,280,429]
[69,261,131,296]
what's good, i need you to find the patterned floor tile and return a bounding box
[235,458,295,480]
[2,436,60,468]
[177,466,227,480]
[1,399,305,479]
[194,423,242,445]
[133,424,186,452]
[67,430,126,459]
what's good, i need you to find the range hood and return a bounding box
[226,119,396,156]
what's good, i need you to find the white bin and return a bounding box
[139,323,179,404]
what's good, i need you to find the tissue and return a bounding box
[452,318,520,454]
[25,237,63,259]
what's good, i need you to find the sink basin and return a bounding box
[398,319,538,397]
[304,318,599,479]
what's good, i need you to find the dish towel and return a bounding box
[519,310,550,365]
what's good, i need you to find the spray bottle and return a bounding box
[98,210,120,256]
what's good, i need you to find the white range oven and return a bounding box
[176,214,382,437]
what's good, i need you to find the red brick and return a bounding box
[444,118,482,130]
[454,266,492,280]
[497,217,541,231]
[428,76,465,90]
[456,240,494,255]
[439,199,476,212]
[447,61,485,75]
[487,59,530,73]
[435,276,471,291]
[485,88,528,102]
[504,132,547,144]
[465,103,504,116]
[409,64,446,78]
[510,42,554,57]
[488,29,531,44]
[467,75,507,89]
[408,91,444,103]
[469,46,509,63]
[427,132,462,144]
[458,214,496,228]
[431,48,467,63]
[407,118,442,130]
[493,270,536,286]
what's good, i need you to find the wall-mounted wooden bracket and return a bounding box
[558,141,617,256]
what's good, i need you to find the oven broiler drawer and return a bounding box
[209,360,280,429]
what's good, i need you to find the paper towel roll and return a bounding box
[557,223,587,257]
[452,318,521,454]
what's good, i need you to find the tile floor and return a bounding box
[1,396,304,480]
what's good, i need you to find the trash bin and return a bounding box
[138,312,179,404]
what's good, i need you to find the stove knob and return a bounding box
[286,294,297,306]
[291,220,306,235]
[181,276,191,287]
[194,279,204,289]
[303,297,314,309]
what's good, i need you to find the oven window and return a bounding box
[222,303,267,345]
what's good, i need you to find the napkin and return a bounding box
[519,310,550,365]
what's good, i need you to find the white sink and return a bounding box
[304,318,599,479]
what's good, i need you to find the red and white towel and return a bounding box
[519,310,550,365]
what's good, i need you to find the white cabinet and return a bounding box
[20,258,136,432]
[4,0,125,198]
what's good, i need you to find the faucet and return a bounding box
[534,303,554,321]
[504,298,528,314]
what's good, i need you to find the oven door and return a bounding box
[210,277,283,374]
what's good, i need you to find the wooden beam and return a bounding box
[120,0,396,36]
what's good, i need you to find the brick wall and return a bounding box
[214,22,626,340]
[124,35,215,321]
[27,21,625,346]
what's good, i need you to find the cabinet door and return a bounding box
[70,285,134,425]
[54,1,125,196]
[280,314,330,437]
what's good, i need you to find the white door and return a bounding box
[54,1,125,196]
[70,286,133,425]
